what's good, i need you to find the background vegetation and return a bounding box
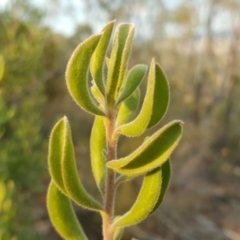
[0,0,239,239]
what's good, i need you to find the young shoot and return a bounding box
[47,20,183,240]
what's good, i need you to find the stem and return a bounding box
[102,112,117,240]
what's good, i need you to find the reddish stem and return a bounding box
[102,112,117,240]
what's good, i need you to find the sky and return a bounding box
[0,0,185,36]
[0,0,232,37]
[40,0,184,36]
[0,0,7,7]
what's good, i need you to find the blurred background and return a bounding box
[0,0,239,239]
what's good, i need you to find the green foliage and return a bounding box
[112,167,162,227]
[47,181,87,240]
[115,88,140,128]
[47,21,183,240]
[0,180,16,240]
[113,228,124,240]
[106,23,134,109]
[0,55,4,81]
[90,20,115,95]
[147,64,170,128]
[0,55,15,139]
[90,116,107,194]
[151,160,171,213]
[66,34,105,116]
[0,6,61,238]
[0,14,47,186]
[116,59,169,137]
[116,64,147,105]
[107,120,182,176]
[48,117,103,211]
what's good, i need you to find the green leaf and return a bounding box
[61,117,103,211]
[48,118,67,194]
[48,117,103,212]
[106,23,134,109]
[0,55,4,81]
[151,159,171,214]
[90,116,106,194]
[105,57,110,69]
[90,20,115,95]
[116,64,147,105]
[113,225,124,240]
[90,82,105,107]
[107,120,183,176]
[47,181,87,240]
[115,88,140,129]
[66,34,105,116]
[116,59,156,137]
[147,64,169,128]
[112,167,162,227]
[114,174,134,189]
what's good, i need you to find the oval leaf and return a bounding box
[107,120,183,176]
[90,20,115,95]
[90,82,105,107]
[116,64,147,105]
[116,59,156,137]
[147,63,169,128]
[66,34,105,116]
[47,181,88,240]
[115,88,140,129]
[151,159,171,214]
[113,226,124,240]
[106,23,135,109]
[48,117,103,211]
[48,118,67,194]
[112,167,162,227]
[114,174,135,189]
[90,116,107,194]
[61,117,103,211]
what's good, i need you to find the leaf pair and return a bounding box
[66,20,143,117]
[90,20,115,95]
[107,122,179,229]
[108,120,182,176]
[115,88,140,129]
[106,23,135,109]
[112,160,171,227]
[48,116,103,212]
[115,59,170,137]
[47,117,107,239]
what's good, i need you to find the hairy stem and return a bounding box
[102,112,117,240]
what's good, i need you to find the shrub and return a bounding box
[47,20,183,240]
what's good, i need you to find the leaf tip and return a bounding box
[174,120,184,128]
[109,19,116,24]
[62,115,69,124]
